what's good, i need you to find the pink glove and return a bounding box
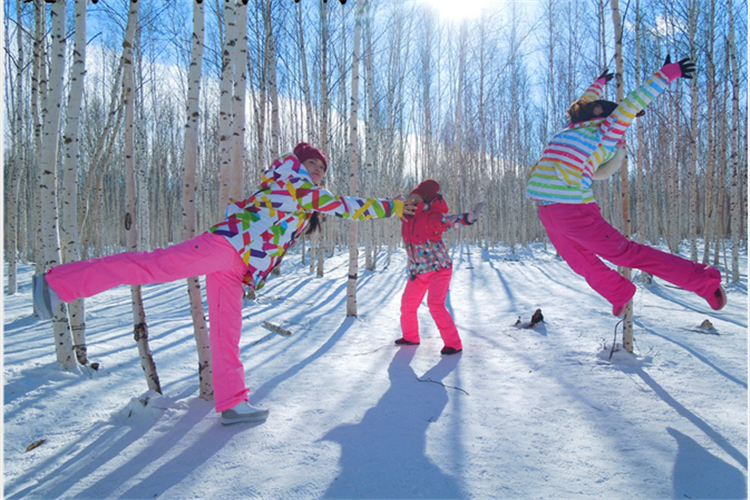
[660,55,696,82]
[595,69,614,85]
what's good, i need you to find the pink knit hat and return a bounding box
[410,179,441,203]
[294,142,328,171]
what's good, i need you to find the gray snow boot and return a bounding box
[33,274,60,320]
[221,401,269,425]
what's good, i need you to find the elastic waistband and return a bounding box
[537,200,558,207]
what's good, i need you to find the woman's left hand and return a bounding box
[397,196,418,217]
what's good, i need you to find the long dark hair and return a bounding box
[567,99,618,124]
[305,212,322,235]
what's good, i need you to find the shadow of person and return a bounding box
[668,427,747,500]
[322,348,463,499]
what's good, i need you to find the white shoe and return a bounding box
[221,401,269,425]
[33,274,61,320]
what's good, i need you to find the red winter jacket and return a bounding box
[401,196,449,245]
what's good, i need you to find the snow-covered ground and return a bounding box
[4,242,747,500]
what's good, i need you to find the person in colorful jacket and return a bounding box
[526,57,726,317]
[34,142,411,425]
[395,179,484,355]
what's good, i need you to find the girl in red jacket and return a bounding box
[395,179,483,355]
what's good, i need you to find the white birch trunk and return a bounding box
[122,0,161,393]
[6,0,25,295]
[364,9,375,272]
[38,0,75,369]
[727,0,742,282]
[346,0,364,318]
[264,0,281,279]
[686,0,699,263]
[32,0,45,278]
[297,2,316,142]
[701,0,717,264]
[255,3,267,172]
[218,1,236,211]
[60,0,89,366]
[265,0,281,160]
[183,0,212,402]
[231,1,248,202]
[634,0,646,247]
[610,0,634,352]
[316,1,330,279]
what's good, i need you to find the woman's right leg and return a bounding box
[46,233,237,302]
[205,257,251,413]
[400,274,430,343]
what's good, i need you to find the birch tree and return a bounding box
[316,0,331,279]
[122,0,161,393]
[183,0,213,401]
[686,0,700,263]
[610,0,634,353]
[31,0,45,276]
[59,0,89,366]
[231,0,248,202]
[633,0,647,249]
[36,0,75,369]
[346,0,364,317]
[727,0,742,282]
[6,0,27,295]
[265,0,281,160]
[297,2,315,143]
[218,0,236,211]
[363,3,375,271]
[701,0,717,264]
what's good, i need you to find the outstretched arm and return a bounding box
[297,186,404,220]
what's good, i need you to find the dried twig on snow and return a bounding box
[262,321,292,336]
[417,377,469,395]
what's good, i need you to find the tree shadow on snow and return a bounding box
[321,347,464,499]
[633,369,747,472]
[5,397,239,500]
[634,319,747,390]
[250,316,356,402]
[668,427,747,500]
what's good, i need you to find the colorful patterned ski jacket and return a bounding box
[209,152,404,290]
[526,67,677,205]
[401,196,474,279]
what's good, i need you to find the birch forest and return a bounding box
[3,0,748,370]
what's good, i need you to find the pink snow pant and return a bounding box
[400,267,462,349]
[46,232,251,413]
[538,203,721,311]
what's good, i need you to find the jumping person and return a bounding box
[525,57,726,317]
[34,143,413,425]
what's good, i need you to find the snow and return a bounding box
[4,243,748,500]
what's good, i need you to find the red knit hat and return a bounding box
[294,142,328,171]
[410,179,441,203]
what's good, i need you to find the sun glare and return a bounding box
[420,0,492,21]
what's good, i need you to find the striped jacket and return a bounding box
[209,152,403,290]
[526,68,675,204]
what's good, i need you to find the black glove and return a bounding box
[597,69,615,83]
[663,55,696,79]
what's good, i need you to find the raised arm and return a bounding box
[584,57,695,183]
[579,69,614,103]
